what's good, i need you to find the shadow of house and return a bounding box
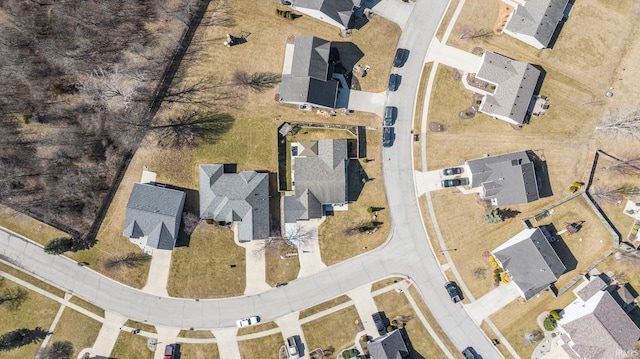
[160,185,200,247]
[330,42,365,74]
[527,150,553,198]
[545,223,578,273]
[346,158,366,202]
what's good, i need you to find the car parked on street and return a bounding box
[384,106,397,126]
[388,74,400,91]
[445,281,462,303]
[462,346,481,358]
[442,178,465,188]
[372,311,390,336]
[393,48,409,67]
[286,336,300,359]
[236,316,260,327]
[442,167,462,176]
[382,127,394,147]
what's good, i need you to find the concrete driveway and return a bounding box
[143,249,173,297]
[426,40,482,73]
[361,0,415,30]
[346,90,386,115]
[415,170,445,194]
[346,284,380,337]
[465,282,522,325]
[242,240,271,295]
[295,219,327,279]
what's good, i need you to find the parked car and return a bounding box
[442,178,465,188]
[393,48,409,67]
[372,312,390,336]
[382,127,394,147]
[462,346,481,359]
[442,167,462,176]
[445,281,462,303]
[236,316,260,327]
[286,336,300,359]
[388,74,400,91]
[164,344,175,359]
[384,106,397,126]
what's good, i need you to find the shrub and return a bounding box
[44,237,74,255]
[475,100,482,105]
[543,315,557,331]
[367,207,373,213]
[205,219,214,224]
[549,310,560,320]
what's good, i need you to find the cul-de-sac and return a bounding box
[1,0,639,358]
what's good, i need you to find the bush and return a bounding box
[549,310,560,320]
[367,206,373,213]
[205,219,214,224]
[543,315,557,331]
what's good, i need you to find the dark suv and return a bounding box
[384,106,397,126]
[445,281,462,303]
[372,312,390,336]
[462,347,481,359]
[393,48,409,67]
[382,127,394,147]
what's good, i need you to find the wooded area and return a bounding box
[0,0,206,238]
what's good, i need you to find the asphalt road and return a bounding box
[0,1,503,358]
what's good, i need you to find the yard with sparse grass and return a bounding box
[0,263,65,298]
[0,204,68,246]
[479,321,513,359]
[125,319,156,334]
[178,329,215,338]
[371,277,405,292]
[238,333,283,359]
[48,309,102,356]
[0,279,59,359]
[168,222,245,298]
[299,295,351,320]
[110,331,154,359]
[302,305,360,357]
[69,296,104,317]
[265,246,299,287]
[435,0,461,41]
[178,343,219,359]
[374,290,447,359]
[489,290,577,358]
[237,321,279,336]
[406,286,459,357]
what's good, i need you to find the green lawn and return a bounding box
[238,333,283,359]
[302,306,360,357]
[167,222,246,298]
[48,309,102,356]
[110,331,154,359]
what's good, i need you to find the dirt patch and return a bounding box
[429,122,447,132]
[493,0,514,35]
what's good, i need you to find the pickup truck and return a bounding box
[286,336,300,359]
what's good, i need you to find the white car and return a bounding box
[286,336,300,359]
[236,316,260,328]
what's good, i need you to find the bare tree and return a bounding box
[524,329,544,347]
[0,287,29,311]
[605,156,640,176]
[104,253,151,272]
[596,110,640,138]
[233,70,281,92]
[459,27,494,41]
[591,185,625,204]
[36,341,74,359]
[472,267,487,280]
[181,211,200,236]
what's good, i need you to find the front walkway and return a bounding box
[425,40,482,73]
[142,248,173,297]
[464,282,522,324]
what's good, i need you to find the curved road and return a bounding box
[0,1,502,358]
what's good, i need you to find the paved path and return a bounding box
[40,292,73,351]
[415,170,446,194]
[142,248,172,297]
[91,312,127,357]
[154,327,180,359]
[363,0,415,30]
[242,240,271,295]
[346,284,379,337]
[346,90,386,115]
[212,328,241,359]
[404,287,455,359]
[296,219,326,278]
[426,40,481,73]
[465,282,522,325]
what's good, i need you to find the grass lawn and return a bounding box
[489,290,577,358]
[178,329,215,338]
[371,277,405,292]
[598,255,640,293]
[265,246,300,287]
[533,195,614,290]
[167,222,245,298]
[238,333,283,359]
[237,321,279,336]
[178,343,219,359]
[480,321,514,359]
[435,0,460,41]
[0,263,65,298]
[413,63,433,173]
[373,290,447,359]
[0,204,68,246]
[69,296,105,317]
[110,331,154,359]
[302,305,360,356]
[124,320,157,334]
[49,309,102,356]
[406,286,459,357]
[0,279,59,359]
[299,295,351,320]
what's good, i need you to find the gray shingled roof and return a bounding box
[476,51,541,124]
[368,330,409,359]
[466,150,540,205]
[576,276,608,302]
[279,36,338,109]
[292,0,355,28]
[284,189,322,223]
[293,139,348,204]
[123,183,186,250]
[493,228,565,300]
[561,291,640,358]
[199,165,269,241]
[505,0,569,48]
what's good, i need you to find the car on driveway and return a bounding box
[388,74,400,91]
[393,48,409,67]
[384,106,397,126]
[442,178,465,188]
[382,127,394,147]
[372,311,390,336]
[442,167,462,176]
[286,336,300,359]
[236,316,260,327]
[445,281,462,303]
[164,344,175,359]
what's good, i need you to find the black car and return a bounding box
[442,179,464,188]
[384,106,397,126]
[393,48,409,67]
[462,347,481,359]
[382,127,394,147]
[442,167,462,176]
[388,74,400,91]
[445,281,462,303]
[372,312,390,336]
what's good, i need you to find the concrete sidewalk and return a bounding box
[154,327,180,359]
[91,312,128,357]
[465,282,521,324]
[212,328,241,359]
[142,249,173,297]
[426,40,482,73]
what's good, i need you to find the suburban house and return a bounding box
[279,36,339,109]
[492,227,566,300]
[287,0,356,31]
[199,164,270,242]
[503,0,571,49]
[466,150,542,206]
[475,51,542,125]
[123,182,186,254]
[368,329,410,359]
[557,275,640,359]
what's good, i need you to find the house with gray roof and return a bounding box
[279,36,339,109]
[558,289,640,358]
[503,0,571,49]
[466,150,541,206]
[123,183,186,254]
[199,164,269,242]
[288,0,356,30]
[475,51,542,125]
[368,329,410,359]
[492,227,566,300]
